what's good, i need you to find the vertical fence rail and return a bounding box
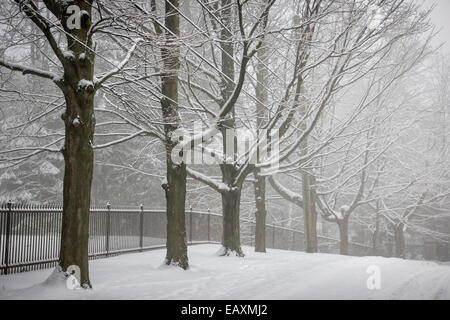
[105,202,111,257]
[4,201,12,275]
[140,204,144,252]
[189,206,193,243]
[207,209,210,242]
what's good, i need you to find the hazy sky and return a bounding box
[423,0,450,52]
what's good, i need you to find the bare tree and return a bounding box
[0,0,140,287]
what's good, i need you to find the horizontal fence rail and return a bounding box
[0,202,437,275]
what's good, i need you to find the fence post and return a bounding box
[4,200,12,275]
[207,208,210,242]
[189,205,193,243]
[139,204,144,251]
[106,201,111,257]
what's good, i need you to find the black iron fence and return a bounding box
[0,202,382,275]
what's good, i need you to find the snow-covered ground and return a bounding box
[0,244,449,300]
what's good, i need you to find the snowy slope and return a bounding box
[0,244,449,300]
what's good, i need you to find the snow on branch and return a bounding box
[93,130,147,150]
[0,59,60,83]
[16,0,66,64]
[268,176,303,208]
[95,161,164,179]
[94,38,142,89]
[315,196,339,222]
[186,167,231,193]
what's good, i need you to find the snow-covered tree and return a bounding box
[0,0,141,287]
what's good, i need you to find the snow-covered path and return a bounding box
[1,244,449,300]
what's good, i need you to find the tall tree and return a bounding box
[160,0,188,269]
[185,0,276,256]
[252,1,270,253]
[0,0,138,287]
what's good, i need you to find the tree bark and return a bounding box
[60,88,95,288]
[371,201,381,255]
[221,184,244,256]
[394,223,405,259]
[338,216,349,255]
[304,175,318,252]
[253,172,266,252]
[58,1,96,288]
[295,11,318,253]
[252,11,269,253]
[218,0,244,256]
[161,0,188,269]
[163,159,188,268]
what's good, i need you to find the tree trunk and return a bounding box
[306,175,319,252]
[371,202,381,255]
[394,223,405,258]
[218,124,242,257]
[220,162,244,256]
[217,0,243,257]
[161,0,188,269]
[60,91,95,288]
[338,216,349,255]
[252,9,269,253]
[164,159,188,268]
[253,172,266,252]
[221,186,244,256]
[58,3,96,288]
[302,173,313,252]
